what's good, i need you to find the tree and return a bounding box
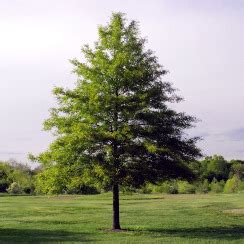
[0,163,11,192]
[229,160,244,180]
[33,13,201,230]
[201,155,229,181]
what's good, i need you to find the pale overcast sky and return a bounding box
[0,0,243,164]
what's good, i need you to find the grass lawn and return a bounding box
[0,193,243,243]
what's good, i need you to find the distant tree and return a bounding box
[33,13,201,230]
[188,160,202,178]
[0,160,36,194]
[201,155,229,181]
[229,160,244,180]
[0,163,11,192]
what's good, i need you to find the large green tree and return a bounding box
[35,13,201,230]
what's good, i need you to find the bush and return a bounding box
[120,185,137,194]
[143,181,178,194]
[23,185,35,194]
[149,183,167,193]
[224,175,241,193]
[168,182,178,194]
[196,179,210,193]
[158,181,178,194]
[138,185,152,194]
[238,181,244,192]
[210,178,225,193]
[177,181,196,194]
[7,182,22,194]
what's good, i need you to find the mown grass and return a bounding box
[0,193,243,243]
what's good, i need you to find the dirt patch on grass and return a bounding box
[223,208,244,215]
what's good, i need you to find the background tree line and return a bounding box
[0,159,40,194]
[0,155,243,195]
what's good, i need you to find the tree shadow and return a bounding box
[0,228,93,243]
[143,226,244,241]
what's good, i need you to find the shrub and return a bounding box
[150,183,168,193]
[138,185,152,194]
[196,179,210,193]
[224,175,241,193]
[210,178,225,193]
[160,181,177,194]
[7,182,22,194]
[177,181,196,194]
[143,181,178,194]
[23,185,35,194]
[238,181,244,192]
[168,186,178,194]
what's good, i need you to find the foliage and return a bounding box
[0,161,35,194]
[238,181,244,192]
[229,160,244,180]
[34,12,201,189]
[66,176,100,194]
[35,164,100,195]
[1,154,242,196]
[32,153,244,195]
[142,181,179,194]
[35,166,67,194]
[177,180,196,194]
[7,182,22,194]
[200,155,229,181]
[0,163,12,192]
[196,179,210,193]
[0,179,9,193]
[210,178,225,193]
[223,175,241,193]
[166,181,179,194]
[138,184,153,194]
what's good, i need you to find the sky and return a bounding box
[0,0,243,165]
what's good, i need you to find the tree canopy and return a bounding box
[34,12,201,229]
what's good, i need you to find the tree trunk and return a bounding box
[112,183,121,230]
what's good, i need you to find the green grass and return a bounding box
[0,193,243,243]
